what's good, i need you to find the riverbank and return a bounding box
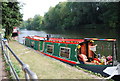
[8,41,102,79]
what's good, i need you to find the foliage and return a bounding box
[1,1,23,39]
[13,63,21,76]
[99,2,119,28]
[20,15,43,30]
[4,57,21,78]
[21,2,120,30]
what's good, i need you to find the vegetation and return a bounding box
[1,1,23,39]
[21,2,120,30]
[22,15,43,30]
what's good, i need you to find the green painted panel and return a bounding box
[25,39,40,50]
[25,38,28,46]
[25,38,31,47]
[39,41,43,51]
[34,41,39,50]
[53,43,60,56]
[69,44,78,62]
[29,39,31,47]
[30,39,34,48]
[39,41,78,62]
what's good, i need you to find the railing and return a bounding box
[0,34,38,81]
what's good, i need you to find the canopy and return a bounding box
[85,38,116,41]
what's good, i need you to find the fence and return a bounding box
[0,34,38,81]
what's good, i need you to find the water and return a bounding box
[18,29,120,62]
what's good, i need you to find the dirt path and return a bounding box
[0,51,8,80]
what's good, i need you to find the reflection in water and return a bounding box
[18,29,120,62]
[44,28,117,39]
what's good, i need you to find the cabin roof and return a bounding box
[49,38,84,42]
[25,36,116,44]
[25,36,84,44]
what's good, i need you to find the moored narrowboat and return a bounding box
[24,35,120,77]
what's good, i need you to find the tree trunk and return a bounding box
[5,26,13,40]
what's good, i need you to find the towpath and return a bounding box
[7,41,102,79]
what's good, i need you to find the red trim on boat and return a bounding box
[38,51,77,64]
[25,37,40,41]
[44,40,80,44]
[49,38,84,42]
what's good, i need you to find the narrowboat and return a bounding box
[24,35,120,78]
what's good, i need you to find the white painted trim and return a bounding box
[41,42,45,52]
[46,44,54,54]
[59,46,71,59]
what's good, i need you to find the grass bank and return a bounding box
[8,41,101,79]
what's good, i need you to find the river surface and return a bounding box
[18,29,120,62]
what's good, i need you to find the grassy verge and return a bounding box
[8,41,101,79]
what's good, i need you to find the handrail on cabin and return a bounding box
[0,34,38,81]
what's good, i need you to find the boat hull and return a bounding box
[39,51,111,77]
[77,64,111,77]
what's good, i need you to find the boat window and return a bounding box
[46,45,54,53]
[60,47,70,58]
[31,41,34,48]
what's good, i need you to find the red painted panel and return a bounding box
[81,44,87,55]
[88,42,94,58]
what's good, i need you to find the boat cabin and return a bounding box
[24,36,117,65]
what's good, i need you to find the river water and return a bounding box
[18,29,120,62]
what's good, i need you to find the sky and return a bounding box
[18,0,67,20]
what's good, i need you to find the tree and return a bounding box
[22,15,43,30]
[100,2,119,28]
[31,15,43,30]
[21,2,119,30]
[2,1,23,39]
[25,18,33,30]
